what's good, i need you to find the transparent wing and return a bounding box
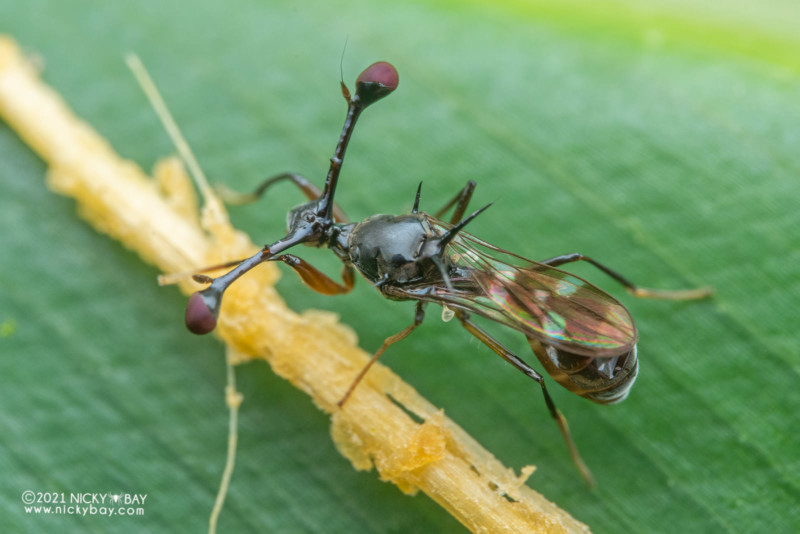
[387,219,637,358]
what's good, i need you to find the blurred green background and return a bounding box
[1,1,798,532]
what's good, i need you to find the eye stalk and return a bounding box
[185,61,399,335]
[321,61,399,221]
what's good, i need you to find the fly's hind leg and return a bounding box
[337,302,426,407]
[540,253,713,300]
[456,310,595,487]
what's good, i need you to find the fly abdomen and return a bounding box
[528,337,639,405]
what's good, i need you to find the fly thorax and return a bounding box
[348,213,436,285]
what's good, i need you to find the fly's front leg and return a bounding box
[272,254,355,295]
[434,180,477,224]
[216,172,349,222]
[456,310,595,486]
[337,302,426,407]
[541,253,713,300]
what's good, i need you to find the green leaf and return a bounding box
[1,1,798,532]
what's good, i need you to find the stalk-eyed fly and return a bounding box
[184,61,711,485]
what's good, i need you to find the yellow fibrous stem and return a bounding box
[0,35,589,534]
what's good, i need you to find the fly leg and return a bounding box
[271,254,355,295]
[169,250,356,292]
[540,253,712,300]
[456,310,595,486]
[216,172,349,222]
[433,180,477,224]
[337,302,425,407]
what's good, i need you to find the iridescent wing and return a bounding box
[386,219,637,358]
